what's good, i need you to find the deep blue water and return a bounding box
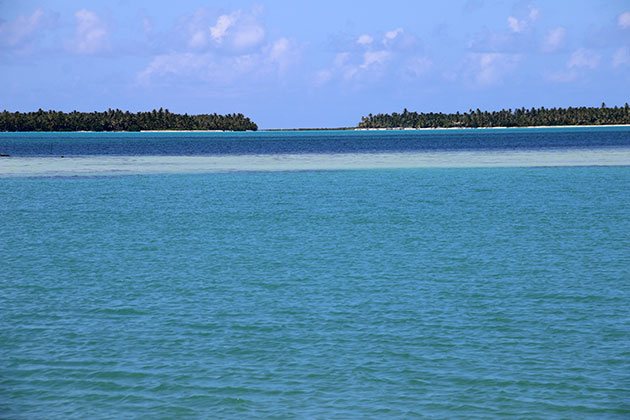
[0,126,629,156]
[1,130,629,418]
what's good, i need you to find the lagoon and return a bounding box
[1,128,629,417]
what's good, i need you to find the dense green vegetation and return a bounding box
[0,108,257,131]
[358,103,630,129]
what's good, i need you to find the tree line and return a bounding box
[0,108,258,131]
[358,103,630,129]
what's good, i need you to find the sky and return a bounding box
[1,1,629,128]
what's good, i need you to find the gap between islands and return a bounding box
[1,148,629,177]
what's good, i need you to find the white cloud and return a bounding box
[618,11,630,29]
[206,10,265,51]
[71,9,108,54]
[139,51,262,85]
[361,50,390,69]
[138,52,209,83]
[189,30,207,49]
[507,16,526,33]
[0,8,46,49]
[548,48,601,83]
[404,56,433,78]
[180,9,210,49]
[268,38,289,61]
[476,53,508,84]
[343,50,390,80]
[265,37,298,73]
[356,34,373,46]
[315,47,392,84]
[507,7,539,33]
[232,22,265,49]
[210,13,237,43]
[568,48,600,69]
[139,33,298,85]
[383,28,403,45]
[180,9,266,52]
[542,27,566,52]
[316,27,424,86]
[612,47,629,67]
[465,52,520,86]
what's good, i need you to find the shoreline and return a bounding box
[2,148,629,177]
[1,124,629,133]
[140,130,229,133]
[353,124,630,131]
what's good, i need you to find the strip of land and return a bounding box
[353,124,630,131]
[1,148,629,177]
[357,105,630,129]
[0,109,258,131]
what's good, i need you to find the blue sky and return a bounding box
[1,0,629,128]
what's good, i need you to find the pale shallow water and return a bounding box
[1,149,630,177]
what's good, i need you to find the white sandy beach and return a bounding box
[1,148,629,177]
[353,124,630,131]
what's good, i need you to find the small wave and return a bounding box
[92,307,149,316]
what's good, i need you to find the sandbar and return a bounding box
[1,148,629,177]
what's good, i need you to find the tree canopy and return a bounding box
[0,108,258,131]
[358,104,630,129]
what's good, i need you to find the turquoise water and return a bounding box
[1,167,629,417]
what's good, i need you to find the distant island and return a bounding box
[0,109,258,132]
[358,104,630,129]
[3,104,630,132]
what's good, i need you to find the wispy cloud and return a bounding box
[206,10,265,51]
[612,47,629,68]
[507,7,539,33]
[316,27,423,86]
[181,9,266,52]
[0,8,55,50]
[618,11,630,29]
[138,8,297,86]
[356,34,373,46]
[209,13,237,43]
[404,56,433,78]
[138,52,211,82]
[548,48,601,83]
[265,37,299,73]
[507,16,526,33]
[361,50,390,68]
[542,27,566,52]
[330,49,392,82]
[138,41,297,86]
[231,22,265,50]
[568,48,600,69]
[464,52,520,86]
[69,9,109,54]
[383,28,403,45]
